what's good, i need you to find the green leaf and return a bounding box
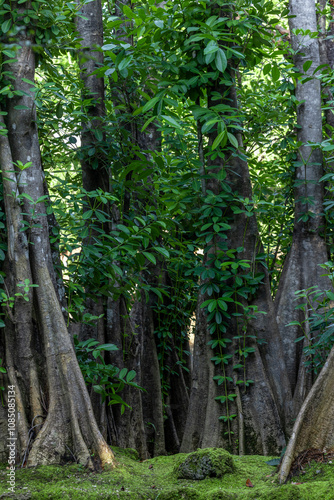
[227,132,238,148]
[215,48,227,73]
[117,224,130,234]
[143,252,156,265]
[98,344,118,351]
[263,63,271,76]
[208,300,217,312]
[118,55,133,71]
[272,66,280,82]
[204,41,218,55]
[111,264,123,277]
[217,299,227,311]
[142,95,160,113]
[212,131,226,150]
[141,116,155,132]
[105,67,115,76]
[2,19,12,33]
[22,78,35,86]
[123,4,134,18]
[322,144,334,152]
[56,101,63,119]
[108,394,126,405]
[102,44,117,51]
[126,370,136,382]
[266,458,280,467]
[303,60,312,72]
[119,367,128,380]
[82,210,93,219]
[155,247,170,258]
[20,193,34,203]
[161,115,180,128]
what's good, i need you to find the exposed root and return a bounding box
[289,448,334,478]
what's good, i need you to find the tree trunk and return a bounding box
[75,0,110,441]
[0,4,114,468]
[75,0,108,193]
[274,0,328,418]
[278,343,334,483]
[181,83,289,454]
[131,290,166,457]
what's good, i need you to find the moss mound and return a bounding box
[175,448,235,480]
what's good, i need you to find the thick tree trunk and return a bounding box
[0,6,114,468]
[274,0,328,417]
[181,85,289,454]
[75,2,148,456]
[278,343,334,483]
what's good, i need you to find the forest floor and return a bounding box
[0,446,334,499]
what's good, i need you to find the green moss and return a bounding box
[111,447,139,461]
[207,489,239,499]
[0,448,334,499]
[158,486,200,499]
[175,448,235,480]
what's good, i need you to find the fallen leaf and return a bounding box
[149,464,153,469]
[246,478,254,487]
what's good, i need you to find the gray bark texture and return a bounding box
[0,2,115,469]
[75,0,150,457]
[274,0,328,418]
[277,0,334,482]
[75,0,110,442]
[181,85,288,455]
[279,342,334,483]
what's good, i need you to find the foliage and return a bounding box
[0,0,334,447]
[288,262,334,375]
[74,336,143,414]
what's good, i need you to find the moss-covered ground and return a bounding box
[1,447,334,499]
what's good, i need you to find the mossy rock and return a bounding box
[175,448,235,480]
[207,489,239,499]
[158,487,200,499]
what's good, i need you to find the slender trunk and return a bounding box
[75,0,110,440]
[131,288,166,457]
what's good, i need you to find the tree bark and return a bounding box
[0,4,115,468]
[278,343,334,483]
[181,83,289,454]
[75,0,110,441]
[274,0,328,417]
